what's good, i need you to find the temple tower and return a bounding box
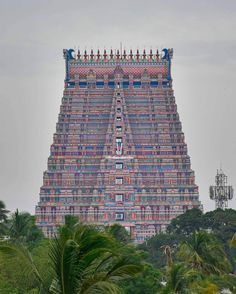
[36,48,201,242]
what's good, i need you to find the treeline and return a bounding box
[0,200,235,294]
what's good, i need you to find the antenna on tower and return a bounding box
[209,169,233,209]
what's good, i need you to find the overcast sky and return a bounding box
[0,0,236,213]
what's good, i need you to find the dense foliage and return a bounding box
[0,202,235,293]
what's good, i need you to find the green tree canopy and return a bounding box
[0,223,143,294]
[106,223,131,244]
[167,208,203,235]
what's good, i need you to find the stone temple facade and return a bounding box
[35,48,201,242]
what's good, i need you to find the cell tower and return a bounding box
[209,169,233,209]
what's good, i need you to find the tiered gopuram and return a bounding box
[36,48,201,242]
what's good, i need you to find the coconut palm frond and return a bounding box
[81,280,120,294]
[49,236,82,294]
[163,263,199,294]
[230,233,236,248]
[49,278,62,294]
[0,242,48,292]
[178,231,230,275]
[108,263,143,282]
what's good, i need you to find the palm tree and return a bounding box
[9,209,32,241]
[0,200,9,223]
[161,245,173,267]
[8,209,43,244]
[159,263,198,294]
[178,231,230,275]
[0,200,9,237]
[0,223,142,294]
[50,224,142,293]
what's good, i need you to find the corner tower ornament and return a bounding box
[210,169,233,209]
[36,47,201,242]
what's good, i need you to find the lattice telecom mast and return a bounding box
[209,169,233,209]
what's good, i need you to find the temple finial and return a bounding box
[149,49,153,60]
[103,49,107,60]
[90,49,94,60]
[136,49,140,60]
[129,49,133,59]
[156,49,159,60]
[110,49,114,59]
[84,49,88,60]
[77,49,81,59]
[97,49,100,60]
[143,49,146,59]
[116,49,120,59]
[123,49,127,60]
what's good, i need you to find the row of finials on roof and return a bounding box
[64,48,173,61]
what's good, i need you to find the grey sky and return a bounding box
[0,0,236,213]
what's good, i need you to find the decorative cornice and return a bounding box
[63,48,173,63]
[63,47,173,81]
